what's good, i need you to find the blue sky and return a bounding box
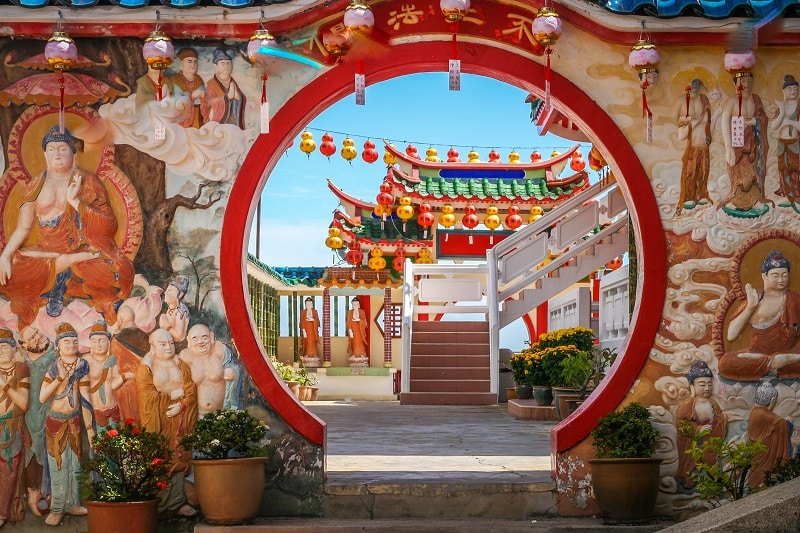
[247,72,592,349]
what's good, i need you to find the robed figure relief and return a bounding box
[0,125,135,328]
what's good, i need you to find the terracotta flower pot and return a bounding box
[309,386,320,401]
[589,457,662,522]
[86,499,159,533]
[192,456,268,525]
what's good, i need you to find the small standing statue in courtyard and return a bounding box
[300,297,321,368]
[346,298,369,367]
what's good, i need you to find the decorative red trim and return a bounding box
[221,24,665,455]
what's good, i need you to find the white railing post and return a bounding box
[486,248,499,395]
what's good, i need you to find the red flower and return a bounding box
[125,418,135,425]
[132,427,141,435]
[151,457,164,466]
[107,429,119,438]
[156,481,168,491]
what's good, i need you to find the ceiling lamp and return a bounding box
[440,0,470,21]
[248,15,278,135]
[44,11,78,133]
[531,4,562,107]
[344,0,375,33]
[142,11,174,103]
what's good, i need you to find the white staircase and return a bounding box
[401,179,628,403]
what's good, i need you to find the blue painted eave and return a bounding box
[593,0,800,19]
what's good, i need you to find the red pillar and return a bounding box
[535,301,549,342]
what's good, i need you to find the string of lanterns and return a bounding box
[297,129,593,167]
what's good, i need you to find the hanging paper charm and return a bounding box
[440,0,470,91]
[344,0,374,105]
[628,39,660,144]
[724,49,756,148]
[531,5,562,107]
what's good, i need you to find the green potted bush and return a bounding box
[82,419,172,533]
[560,346,618,415]
[509,349,546,400]
[589,402,662,522]
[180,409,270,525]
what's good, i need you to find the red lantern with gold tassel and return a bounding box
[362,139,379,163]
[320,132,336,160]
[504,205,523,231]
[376,182,394,230]
[462,204,479,244]
[417,203,435,239]
[392,247,407,272]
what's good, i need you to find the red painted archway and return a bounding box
[220,35,666,452]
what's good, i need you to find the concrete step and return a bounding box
[412,320,488,333]
[410,354,490,367]
[411,340,490,354]
[400,392,497,405]
[409,367,491,381]
[196,517,673,532]
[323,479,556,519]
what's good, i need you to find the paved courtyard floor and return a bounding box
[306,400,555,483]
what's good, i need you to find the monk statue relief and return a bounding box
[300,297,321,368]
[720,250,800,381]
[346,298,369,367]
[0,126,134,327]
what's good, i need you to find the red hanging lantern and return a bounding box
[406,144,420,159]
[530,150,542,163]
[505,205,523,230]
[392,247,407,272]
[320,132,336,159]
[531,5,562,107]
[462,204,479,244]
[488,149,501,163]
[417,203,435,239]
[345,241,364,267]
[447,147,461,162]
[570,150,586,171]
[362,139,379,163]
[606,256,623,270]
[376,182,394,229]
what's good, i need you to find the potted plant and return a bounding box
[180,409,270,525]
[560,346,618,415]
[270,356,299,396]
[509,350,537,400]
[589,402,662,522]
[82,418,172,533]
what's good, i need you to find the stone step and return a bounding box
[412,320,488,333]
[399,392,497,405]
[409,366,491,381]
[409,354,490,367]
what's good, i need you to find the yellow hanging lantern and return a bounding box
[341,137,357,163]
[425,147,441,162]
[383,143,397,165]
[467,150,481,163]
[368,247,386,270]
[416,247,435,264]
[529,205,544,223]
[299,130,316,158]
[397,196,415,231]
[439,204,456,229]
[484,206,501,230]
[508,150,520,164]
[325,226,343,249]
